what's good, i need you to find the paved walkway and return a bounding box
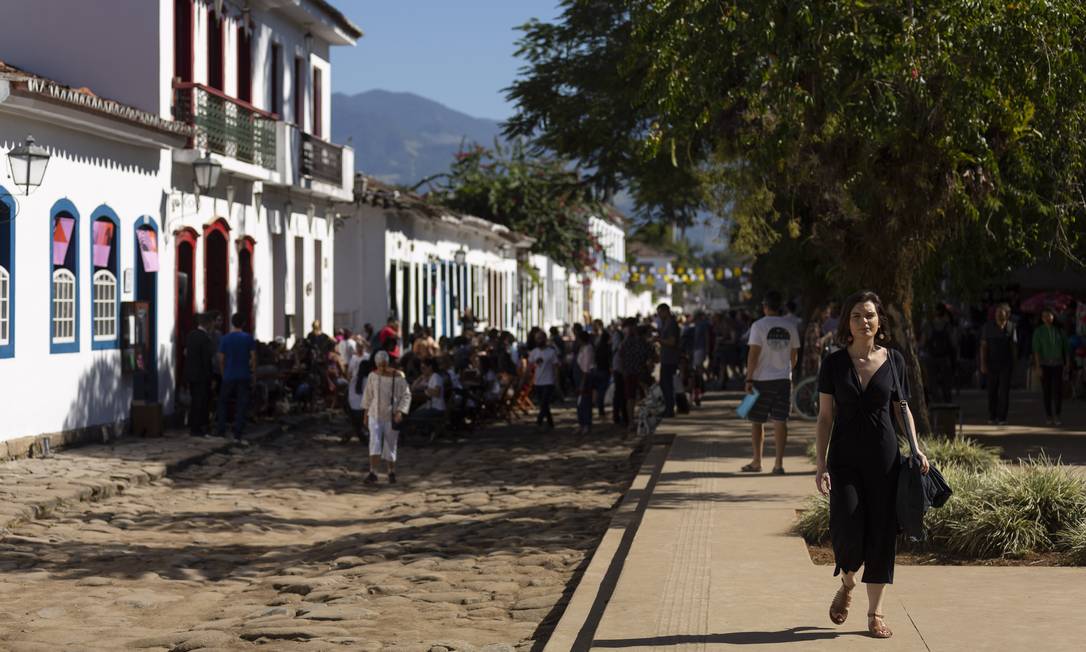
[547,395,1086,651]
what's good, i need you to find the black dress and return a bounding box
[817,347,908,584]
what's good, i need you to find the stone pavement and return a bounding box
[0,423,284,532]
[0,408,643,650]
[547,394,1086,651]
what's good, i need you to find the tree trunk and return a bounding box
[883,278,932,436]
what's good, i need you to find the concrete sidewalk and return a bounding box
[547,395,1086,651]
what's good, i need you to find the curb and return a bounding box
[542,431,673,652]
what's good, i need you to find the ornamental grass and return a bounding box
[792,448,1086,564]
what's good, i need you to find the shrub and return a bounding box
[793,456,1086,563]
[1057,520,1086,565]
[919,436,1001,473]
[793,494,830,544]
[1014,454,1086,534]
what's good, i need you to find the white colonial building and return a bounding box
[587,211,629,325]
[0,62,188,452]
[335,177,529,340]
[0,0,359,453]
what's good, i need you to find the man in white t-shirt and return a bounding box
[742,290,800,475]
[529,331,558,431]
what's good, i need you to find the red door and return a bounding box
[175,228,198,386]
[204,219,230,322]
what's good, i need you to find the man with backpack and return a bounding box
[923,304,958,403]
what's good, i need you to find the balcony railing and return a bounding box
[300,132,344,184]
[173,82,277,170]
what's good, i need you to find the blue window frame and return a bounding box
[90,205,121,350]
[50,199,80,354]
[0,186,15,359]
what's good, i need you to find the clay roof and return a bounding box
[310,0,364,39]
[0,60,194,138]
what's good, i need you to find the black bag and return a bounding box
[887,350,952,542]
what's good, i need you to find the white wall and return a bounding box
[0,118,173,444]
[0,0,163,115]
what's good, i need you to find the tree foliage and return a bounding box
[508,0,1086,428]
[427,141,602,271]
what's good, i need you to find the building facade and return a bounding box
[335,178,527,341]
[0,62,189,450]
[0,0,360,451]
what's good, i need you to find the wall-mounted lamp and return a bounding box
[7,134,51,195]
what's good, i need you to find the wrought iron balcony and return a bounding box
[173,82,277,170]
[300,132,344,184]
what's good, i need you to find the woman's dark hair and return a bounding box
[836,291,891,347]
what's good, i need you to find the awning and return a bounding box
[92,220,114,268]
[136,228,158,272]
[52,216,74,266]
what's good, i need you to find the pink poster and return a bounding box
[93,221,114,268]
[136,229,158,272]
[52,216,75,266]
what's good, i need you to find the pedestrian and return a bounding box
[922,304,957,403]
[593,321,612,419]
[377,317,402,361]
[611,324,627,426]
[742,290,800,474]
[459,307,478,334]
[656,303,681,417]
[980,303,1017,425]
[184,312,215,437]
[406,356,447,425]
[344,337,372,443]
[335,327,357,363]
[529,330,559,431]
[1032,307,1071,425]
[692,311,711,405]
[618,318,655,433]
[360,351,412,485]
[814,290,929,640]
[216,312,256,444]
[306,319,333,354]
[575,329,595,435]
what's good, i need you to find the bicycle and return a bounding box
[791,374,820,420]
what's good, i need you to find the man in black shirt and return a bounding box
[980,303,1017,424]
[185,313,215,437]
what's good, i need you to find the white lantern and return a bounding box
[7,135,51,194]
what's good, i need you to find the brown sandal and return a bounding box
[868,613,893,639]
[829,579,853,625]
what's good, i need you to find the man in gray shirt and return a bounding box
[657,303,680,418]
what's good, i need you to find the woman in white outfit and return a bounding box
[361,351,412,484]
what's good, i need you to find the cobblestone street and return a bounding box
[0,415,642,651]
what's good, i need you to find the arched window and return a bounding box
[92,269,118,341]
[0,189,13,357]
[90,210,120,348]
[52,268,76,343]
[50,203,80,353]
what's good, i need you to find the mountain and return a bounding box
[331,90,503,187]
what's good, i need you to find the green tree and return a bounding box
[426,141,603,271]
[509,1,1086,429]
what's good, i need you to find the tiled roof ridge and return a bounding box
[0,60,193,138]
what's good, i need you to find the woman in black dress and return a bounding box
[814,291,929,639]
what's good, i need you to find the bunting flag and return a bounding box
[136,228,159,272]
[93,220,114,268]
[52,216,75,266]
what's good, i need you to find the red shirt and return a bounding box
[378,326,401,358]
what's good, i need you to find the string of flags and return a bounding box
[590,261,753,286]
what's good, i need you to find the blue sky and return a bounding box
[330,1,562,120]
